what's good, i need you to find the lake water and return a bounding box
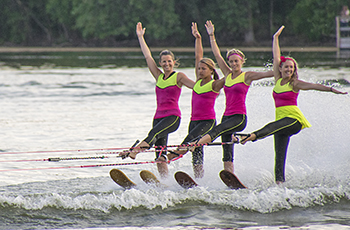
[0,51,350,230]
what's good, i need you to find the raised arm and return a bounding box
[272,25,285,81]
[245,71,274,85]
[205,20,231,77]
[136,22,162,79]
[293,80,348,94]
[177,72,195,89]
[192,22,203,81]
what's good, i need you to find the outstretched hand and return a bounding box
[191,22,201,39]
[205,20,215,36]
[136,22,146,37]
[331,87,348,94]
[273,25,285,39]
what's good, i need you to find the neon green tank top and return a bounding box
[273,79,311,129]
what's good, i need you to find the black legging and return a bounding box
[253,117,302,182]
[206,114,247,162]
[181,119,216,165]
[143,115,181,158]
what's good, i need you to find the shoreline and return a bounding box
[0,46,339,53]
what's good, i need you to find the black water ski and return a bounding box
[219,170,247,189]
[174,171,198,189]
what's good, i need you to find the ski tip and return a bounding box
[110,169,136,189]
[140,170,160,185]
[219,170,247,189]
[174,171,198,189]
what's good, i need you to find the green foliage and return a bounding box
[289,0,346,41]
[0,1,27,43]
[71,0,179,40]
[0,0,347,45]
[204,0,250,38]
[46,0,74,25]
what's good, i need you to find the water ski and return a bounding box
[140,170,161,186]
[174,171,198,189]
[219,170,247,189]
[110,169,136,189]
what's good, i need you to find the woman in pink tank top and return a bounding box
[239,26,347,184]
[192,21,274,174]
[166,22,224,178]
[120,22,195,178]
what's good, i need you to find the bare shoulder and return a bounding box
[212,77,225,91]
[177,71,188,77]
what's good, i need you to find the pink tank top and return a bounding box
[273,78,298,107]
[191,79,219,121]
[223,72,250,116]
[272,78,311,129]
[154,72,181,119]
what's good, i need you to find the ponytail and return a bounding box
[199,58,219,80]
[213,69,219,80]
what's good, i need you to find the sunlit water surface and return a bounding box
[0,66,349,230]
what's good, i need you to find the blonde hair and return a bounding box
[279,56,299,84]
[199,58,219,80]
[159,49,180,67]
[226,49,246,64]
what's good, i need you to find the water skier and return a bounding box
[120,22,195,178]
[238,25,348,184]
[190,20,274,174]
[166,22,223,178]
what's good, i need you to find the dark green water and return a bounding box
[1,51,350,68]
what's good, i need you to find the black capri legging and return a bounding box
[206,114,247,162]
[253,117,302,182]
[143,115,181,158]
[181,119,216,165]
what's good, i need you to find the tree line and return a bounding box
[0,0,348,47]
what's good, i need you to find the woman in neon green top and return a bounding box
[239,25,348,184]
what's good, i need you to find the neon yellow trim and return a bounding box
[193,79,218,94]
[258,119,299,139]
[148,116,180,145]
[202,120,216,136]
[156,72,180,89]
[276,106,311,129]
[274,78,298,94]
[225,72,248,87]
[213,115,246,140]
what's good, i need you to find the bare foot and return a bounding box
[231,135,239,143]
[119,144,150,159]
[167,153,179,160]
[128,151,138,159]
[119,149,139,159]
[187,141,198,152]
[119,151,130,159]
[240,133,256,145]
[167,149,187,160]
